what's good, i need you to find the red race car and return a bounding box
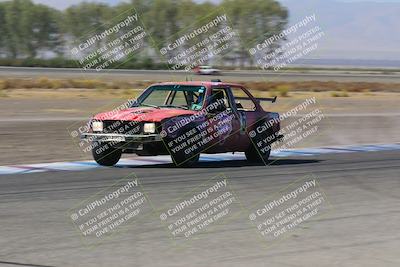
[81,80,282,166]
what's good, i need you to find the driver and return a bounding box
[209,90,227,112]
[190,91,205,110]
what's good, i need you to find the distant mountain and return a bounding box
[280,0,400,61]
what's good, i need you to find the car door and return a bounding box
[203,86,243,152]
[229,86,263,150]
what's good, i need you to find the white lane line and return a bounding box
[0,166,28,175]
[0,143,399,175]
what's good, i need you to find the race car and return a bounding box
[81,80,282,167]
[193,65,221,75]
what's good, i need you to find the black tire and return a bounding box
[245,144,271,163]
[175,153,200,167]
[92,142,122,166]
[163,120,202,167]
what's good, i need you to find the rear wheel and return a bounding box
[92,142,122,166]
[245,144,270,163]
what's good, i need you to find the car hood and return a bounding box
[93,107,196,122]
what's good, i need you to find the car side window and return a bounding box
[209,88,231,113]
[171,90,187,106]
[230,86,257,111]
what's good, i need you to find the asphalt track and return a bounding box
[0,149,399,267]
[1,66,399,266]
[1,66,400,83]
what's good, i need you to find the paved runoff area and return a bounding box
[0,149,399,267]
[0,143,399,175]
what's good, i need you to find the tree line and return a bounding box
[0,0,288,68]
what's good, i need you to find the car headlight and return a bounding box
[143,122,156,133]
[92,121,103,132]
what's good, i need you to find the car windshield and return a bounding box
[137,85,206,110]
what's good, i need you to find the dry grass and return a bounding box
[275,85,290,97]
[0,80,7,97]
[242,81,400,93]
[0,80,5,90]
[1,77,400,99]
[0,80,9,89]
[0,77,154,90]
[330,90,350,97]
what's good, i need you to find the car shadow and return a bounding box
[116,158,322,169]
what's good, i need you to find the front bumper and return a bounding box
[81,133,162,142]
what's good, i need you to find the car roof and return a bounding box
[152,81,243,88]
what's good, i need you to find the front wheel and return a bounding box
[245,144,270,163]
[92,142,122,166]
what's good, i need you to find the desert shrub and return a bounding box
[275,84,290,97]
[0,80,7,97]
[0,80,5,90]
[330,90,349,97]
[81,80,103,89]
[49,79,63,89]
[36,77,52,88]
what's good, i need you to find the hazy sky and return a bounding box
[30,0,126,10]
